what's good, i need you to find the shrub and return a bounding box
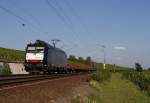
[0,63,11,75]
[91,68,111,83]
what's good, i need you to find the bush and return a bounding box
[91,68,111,83]
[0,63,11,75]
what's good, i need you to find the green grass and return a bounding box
[0,47,24,62]
[90,73,150,103]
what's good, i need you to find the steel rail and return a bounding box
[0,73,89,87]
[0,74,76,87]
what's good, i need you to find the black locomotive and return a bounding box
[25,40,67,74]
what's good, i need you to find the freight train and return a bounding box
[24,40,95,74]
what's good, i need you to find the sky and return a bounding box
[0,0,150,69]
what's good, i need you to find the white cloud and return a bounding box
[113,46,126,50]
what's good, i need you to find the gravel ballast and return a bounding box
[0,75,94,103]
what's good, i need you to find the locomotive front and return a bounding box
[24,42,47,73]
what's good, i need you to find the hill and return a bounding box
[0,47,24,62]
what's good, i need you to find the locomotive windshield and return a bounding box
[27,47,44,52]
[26,46,45,61]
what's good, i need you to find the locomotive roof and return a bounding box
[27,40,66,54]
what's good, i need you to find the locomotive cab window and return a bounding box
[27,47,35,50]
[27,47,45,53]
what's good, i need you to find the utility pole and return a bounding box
[51,39,60,48]
[101,45,106,69]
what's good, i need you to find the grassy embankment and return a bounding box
[72,66,111,103]
[0,47,23,75]
[72,67,150,103]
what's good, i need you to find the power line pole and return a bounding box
[51,39,60,48]
[101,45,106,69]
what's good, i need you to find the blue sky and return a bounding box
[0,0,150,68]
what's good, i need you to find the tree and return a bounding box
[135,63,143,72]
[78,57,84,63]
[85,56,92,65]
[68,55,77,62]
[148,67,150,71]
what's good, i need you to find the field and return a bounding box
[122,70,150,96]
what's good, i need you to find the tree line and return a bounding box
[68,55,93,65]
[135,62,150,71]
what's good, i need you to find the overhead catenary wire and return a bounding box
[49,0,93,56]
[0,4,26,24]
[51,0,79,34]
[46,0,70,28]
[63,0,98,57]
[63,0,91,35]
[0,4,47,35]
[45,0,81,54]
[7,0,47,34]
[45,0,80,39]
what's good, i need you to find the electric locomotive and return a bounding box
[24,40,67,74]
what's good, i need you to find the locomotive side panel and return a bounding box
[47,48,67,68]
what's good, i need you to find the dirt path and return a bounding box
[97,73,150,103]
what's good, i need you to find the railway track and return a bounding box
[0,74,79,87]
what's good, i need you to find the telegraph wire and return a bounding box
[46,0,80,39]
[63,0,91,35]
[0,4,47,35]
[48,0,92,54]
[63,0,95,51]
[46,0,81,53]
[7,0,44,31]
[0,4,26,24]
[51,0,79,34]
